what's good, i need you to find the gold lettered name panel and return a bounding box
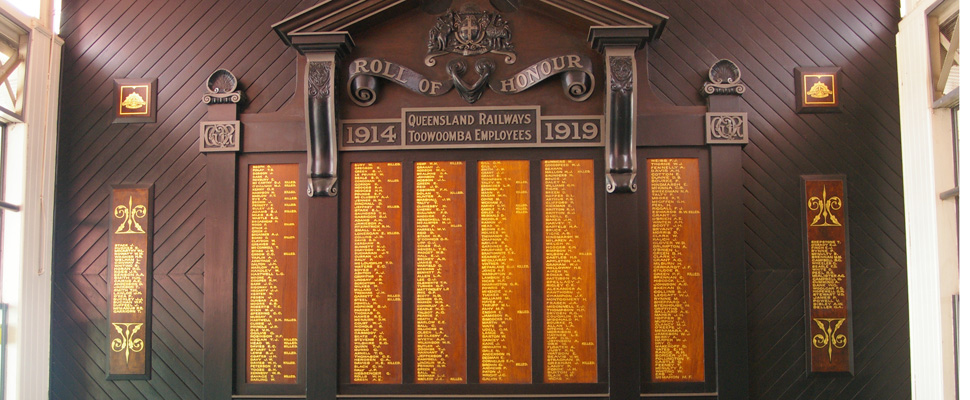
[646,158,705,383]
[802,176,853,374]
[479,160,532,384]
[352,162,404,383]
[108,184,153,380]
[414,161,468,383]
[542,159,597,383]
[247,164,300,384]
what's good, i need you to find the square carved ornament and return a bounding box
[795,67,841,113]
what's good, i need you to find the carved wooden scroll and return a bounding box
[108,184,153,380]
[305,58,338,197]
[802,175,853,374]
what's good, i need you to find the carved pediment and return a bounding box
[273,0,668,53]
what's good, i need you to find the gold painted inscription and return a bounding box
[810,240,846,310]
[542,159,597,383]
[647,158,705,382]
[247,164,300,384]
[351,162,404,383]
[479,160,532,384]
[414,161,468,383]
[112,243,146,315]
[109,186,151,377]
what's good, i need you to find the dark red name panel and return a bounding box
[247,164,300,383]
[802,176,853,374]
[351,162,404,383]
[108,185,153,379]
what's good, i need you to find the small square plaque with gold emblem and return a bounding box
[113,78,157,123]
[795,67,841,113]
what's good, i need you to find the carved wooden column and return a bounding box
[701,59,749,400]
[589,27,651,400]
[590,27,649,194]
[200,69,243,400]
[293,33,354,197]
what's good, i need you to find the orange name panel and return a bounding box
[247,164,300,384]
[414,161,468,383]
[542,159,597,383]
[478,160,532,383]
[351,162,404,383]
[647,158,705,382]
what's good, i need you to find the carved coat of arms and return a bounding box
[426,7,515,66]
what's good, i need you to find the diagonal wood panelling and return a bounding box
[52,0,909,399]
[644,0,909,398]
[52,0,316,398]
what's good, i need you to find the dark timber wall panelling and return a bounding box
[51,0,908,399]
[644,0,909,398]
[52,0,316,398]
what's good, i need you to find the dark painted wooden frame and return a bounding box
[112,78,158,124]
[106,183,154,381]
[794,67,842,114]
[800,174,854,376]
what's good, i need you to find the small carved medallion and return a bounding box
[308,61,332,99]
[426,6,515,66]
[706,112,748,144]
[199,121,241,152]
[609,56,633,93]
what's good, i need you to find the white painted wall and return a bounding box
[0,1,61,398]
[898,0,961,399]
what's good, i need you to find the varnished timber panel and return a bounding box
[644,0,909,398]
[51,0,909,399]
[51,0,317,398]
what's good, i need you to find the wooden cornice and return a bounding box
[274,0,669,51]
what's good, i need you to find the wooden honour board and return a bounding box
[802,176,853,374]
[246,164,301,384]
[108,184,153,380]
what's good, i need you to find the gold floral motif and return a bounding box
[121,92,147,109]
[812,318,848,362]
[115,196,147,234]
[809,186,842,227]
[111,322,145,364]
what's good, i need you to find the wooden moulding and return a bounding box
[107,184,153,380]
[801,175,854,374]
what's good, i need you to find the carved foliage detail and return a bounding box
[308,61,332,99]
[609,57,634,93]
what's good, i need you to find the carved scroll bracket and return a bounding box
[590,27,649,194]
[300,32,355,198]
